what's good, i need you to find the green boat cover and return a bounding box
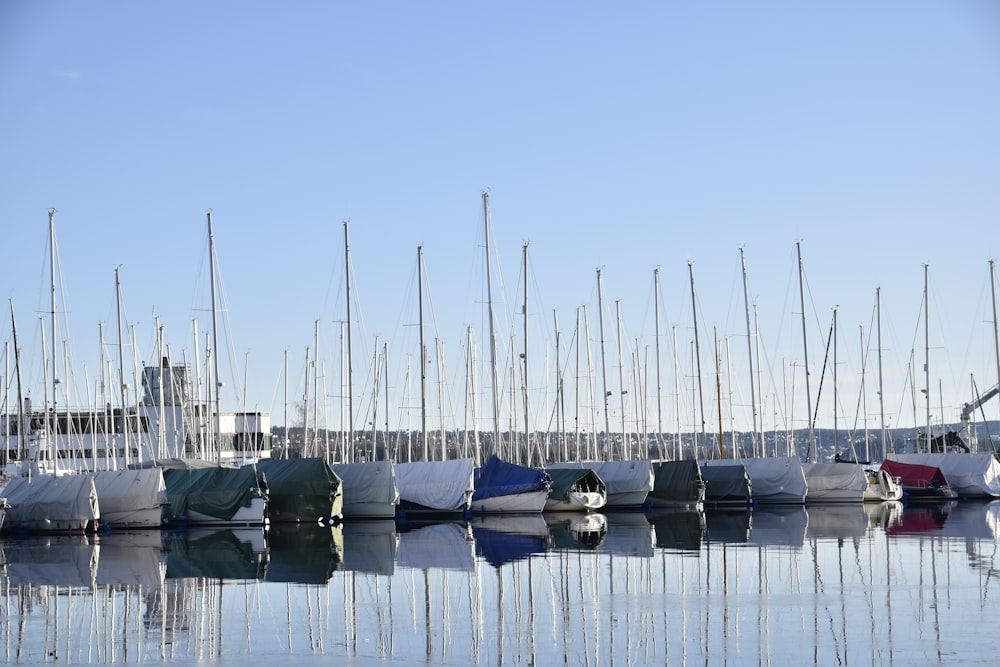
[544,467,606,502]
[650,460,704,503]
[164,529,266,580]
[162,466,264,521]
[252,458,343,522]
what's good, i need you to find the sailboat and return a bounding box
[879,458,958,502]
[393,245,474,518]
[542,465,607,511]
[787,243,863,503]
[886,261,1000,498]
[468,216,551,514]
[329,220,400,519]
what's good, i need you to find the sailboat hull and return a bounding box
[472,489,549,514]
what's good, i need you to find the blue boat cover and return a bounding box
[473,525,549,567]
[473,455,550,501]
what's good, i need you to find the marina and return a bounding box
[0,502,997,665]
[3,5,1000,665]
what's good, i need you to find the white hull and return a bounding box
[863,468,903,502]
[472,489,549,514]
[184,497,268,527]
[544,490,607,512]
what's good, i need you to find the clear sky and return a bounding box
[2,2,1000,444]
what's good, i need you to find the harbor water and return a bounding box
[1,501,997,666]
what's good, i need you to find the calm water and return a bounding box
[1,501,997,666]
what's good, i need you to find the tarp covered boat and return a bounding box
[550,460,653,508]
[705,456,807,505]
[88,467,166,528]
[543,466,607,511]
[394,458,475,515]
[803,462,867,503]
[699,463,752,507]
[330,460,399,519]
[1,473,100,534]
[648,459,705,508]
[880,458,958,502]
[472,455,550,513]
[162,464,268,526]
[253,457,343,523]
[888,452,1000,498]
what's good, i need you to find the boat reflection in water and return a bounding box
[2,503,1000,665]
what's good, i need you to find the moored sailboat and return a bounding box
[543,466,607,512]
[471,454,550,514]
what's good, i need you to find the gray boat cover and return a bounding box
[3,473,100,529]
[706,456,807,504]
[550,459,653,497]
[331,460,400,508]
[802,462,867,501]
[87,468,165,522]
[394,458,475,511]
[700,464,752,502]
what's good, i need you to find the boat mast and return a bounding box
[483,192,501,460]
[283,348,288,459]
[688,262,706,456]
[615,299,627,460]
[48,209,60,431]
[740,247,759,454]
[207,210,222,464]
[9,300,28,471]
[860,324,869,462]
[673,324,681,460]
[522,243,531,467]
[554,308,565,462]
[115,266,130,466]
[653,268,664,459]
[466,326,478,461]
[574,306,582,461]
[797,242,816,462]
[833,307,838,457]
[597,269,611,456]
[715,328,725,458]
[877,287,887,459]
[343,220,355,461]
[923,264,930,452]
[992,260,1000,432]
[417,245,428,461]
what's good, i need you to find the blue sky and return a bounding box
[2,2,1000,445]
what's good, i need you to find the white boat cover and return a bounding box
[890,452,1000,498]
[331,460,400,507]
[88,468,165,522]
[394,458,475,511]
[803,462,867,502]
[705,456,807,504]
[2,474,100,528]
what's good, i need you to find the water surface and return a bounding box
[1,501,997,666]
